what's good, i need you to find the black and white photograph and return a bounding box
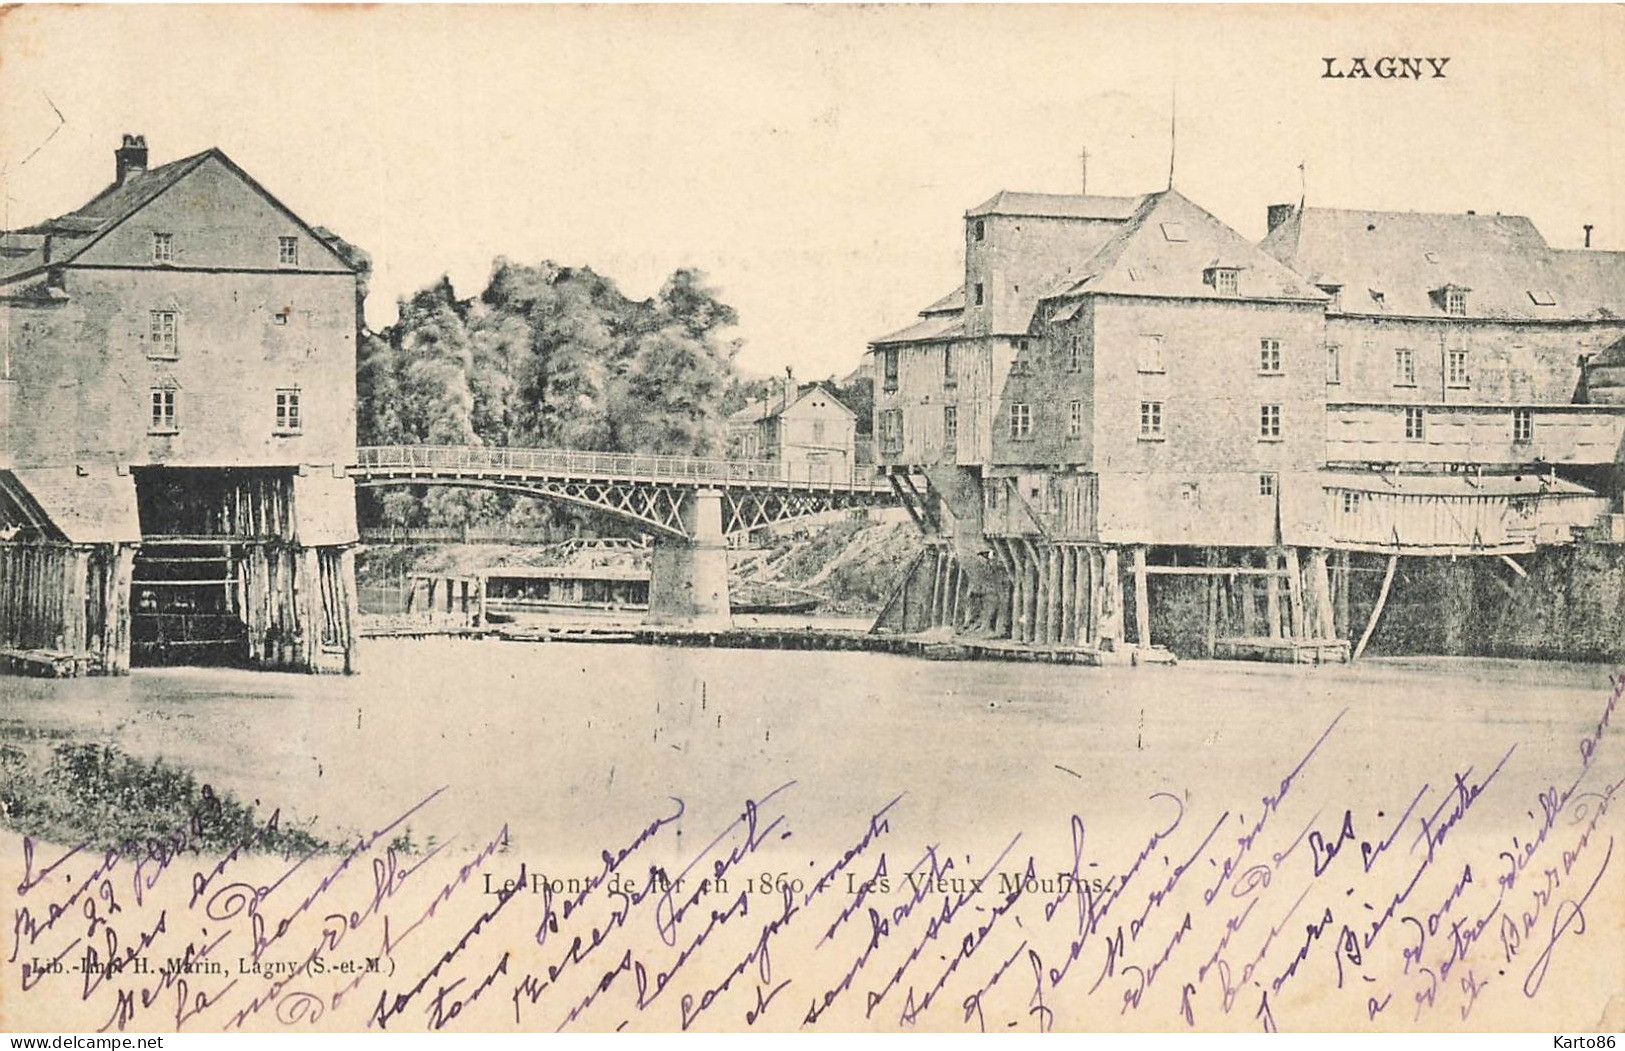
[0,3,1621,1036]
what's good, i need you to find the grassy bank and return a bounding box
[0,723,327,855]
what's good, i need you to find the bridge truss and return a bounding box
[350,445,894,539]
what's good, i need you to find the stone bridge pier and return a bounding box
[646,489,732,630]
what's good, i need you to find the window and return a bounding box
[878,409,903,453]
[1447,349,1469,388]
[1008,402,1032,440]
[943,344,955,386]
[1445,288,1467,316]
[275,389,302,433]
[1139,401,1164,439]
[1137,334,1164,373]
[149,388,177,433]
[1206,268,1239,296]
[152,233,172,263]
[1404,406,1425,440]
[1341,491,1362,515]
[973,220,985,242]
[882,348,899,392]
[1259,338,1282,374]
[1068,335,1083,372]
[943,405,958,451]
[148,310,178,359]
[1513,408,1534,444]
[1326,345,1341,384]
[1068,400,1084,438]
[812,419,826,443]
[278,236,299,266]
[1259,404,1282,440]
[1259,473,1276,497]
[973,283,985,307]
[1394,348,1416,386]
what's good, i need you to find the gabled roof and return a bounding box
[1594,334,1625,368]
[1,147,356,285]
[871,311,965,346]
[967,191,1146,221]
[730,382,856,424]
[1,150,212,283]
[1042,189,1326,306]
[1260,206,1625,321]
[920,287,965,315]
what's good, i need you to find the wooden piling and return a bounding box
[1132,545,1151,650]
[1266,548,1283,639]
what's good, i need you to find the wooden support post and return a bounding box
[1284,547,1305,640]
[1335,549,1351,640]
[339,548,360,674]
[1090,547,1102,646]
[1132,545,1151,650]
[1310,549,1335,642]
[1033,544,1048,644]
[1241,552,1260,637]
[1023,540,1041,643]
[1100,547,1121,649]
[929,548,945,628]
[1353,554,1398,660]
[299,547,322,671]
[1062,547,1078,645]
[1204,548,1219,657]
[1053,545,1066,646]
[1265,548,1282,639]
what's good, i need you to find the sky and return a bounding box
[2,5,1622,381]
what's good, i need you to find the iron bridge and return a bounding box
[350,445,895,538]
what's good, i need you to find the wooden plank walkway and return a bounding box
[1213,637,1350,664]
[488,624,1158,666]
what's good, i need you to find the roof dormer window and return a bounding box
[1204,267,1240,296]
[1433,283,1470,316]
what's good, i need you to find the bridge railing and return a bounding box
[353,445,885,490]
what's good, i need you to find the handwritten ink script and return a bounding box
[6,674,1621,1032]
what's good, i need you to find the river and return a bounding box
[3,640,1621,1031]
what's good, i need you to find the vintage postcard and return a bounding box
[1,3,1622,1036]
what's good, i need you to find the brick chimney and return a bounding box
[1266,203,1297,234]
[115,134,148,185]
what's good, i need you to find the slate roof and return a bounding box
[872,188,1326,346]
[0,150,212,283]
[4,468,142,543]
[1,147,356,285]
[920,287,965,315]
[1041,189,1327,305]
[1260,206,1625,321]
[729,382,856,424]
[870,311,966,346]
[966,191,1146,221]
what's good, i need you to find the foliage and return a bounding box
[360,261,750,526]
[0,740,326,855]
